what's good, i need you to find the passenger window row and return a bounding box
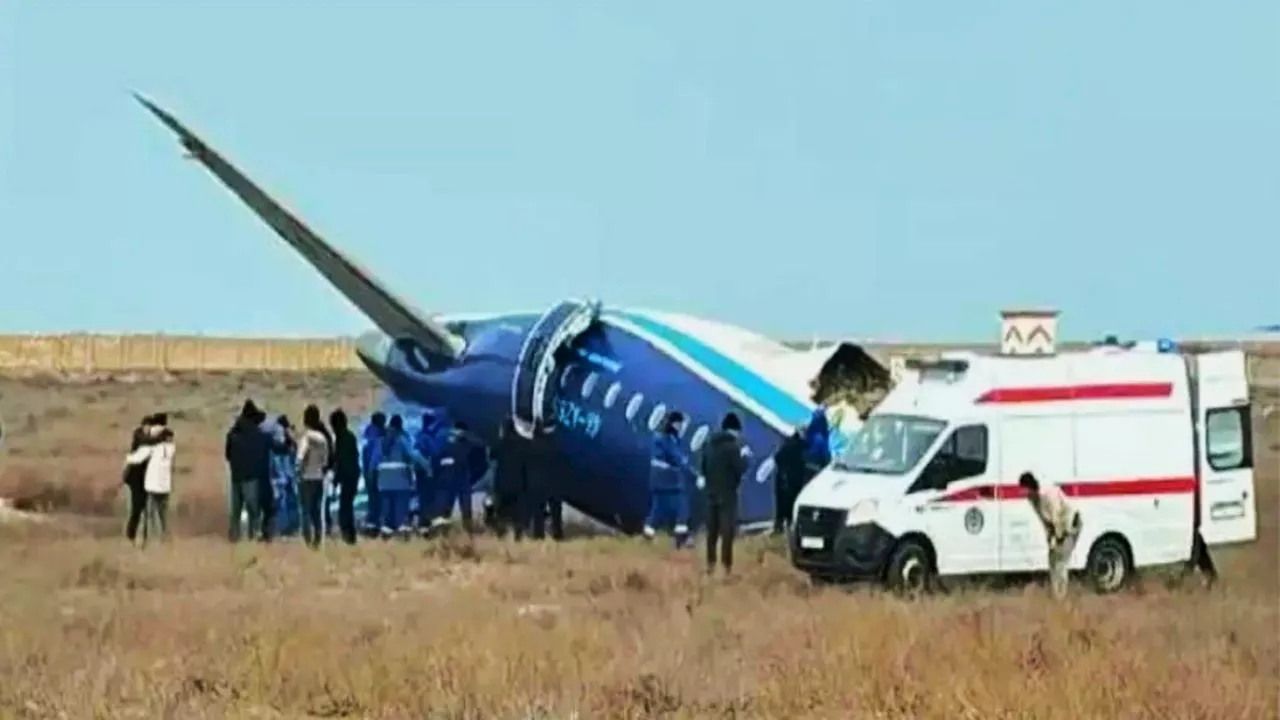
[562,365,776,484]
[563,366,712,450]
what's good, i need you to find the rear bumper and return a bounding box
[790,521,897,579]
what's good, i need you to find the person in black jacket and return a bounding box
[225,400,273,542]
[329,407,361,545]
[771,429,806,535]
[490,416,527,538]
[526,421,565,540]
[123,414,157,544]
[699,412,750,575]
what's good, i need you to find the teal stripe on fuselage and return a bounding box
[453,308,816,431]
[607,310,813,429]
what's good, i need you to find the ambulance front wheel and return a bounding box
[1084,534,1134,595]
[884,537,937,596]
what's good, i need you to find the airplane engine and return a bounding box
[510,298,603,439]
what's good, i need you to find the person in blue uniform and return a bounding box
[644,410,695,548]
[434,419,481,534]
[802,406,832,482]
[413,409,443,531]
[360,412,387,535]
[267,415,300,537]
[375,414,430,538]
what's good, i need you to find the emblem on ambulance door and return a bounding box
[964,507,984,535]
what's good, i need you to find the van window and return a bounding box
[835,413,947,476]
[1206,406,1253,471]
[911,424,988,493]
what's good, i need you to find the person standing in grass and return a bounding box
[122,414,158,544]
[329,408,362,545]
[225,400,272,542]
[1018,471,1082,599]
[296,404,332,549]
[698,412,750,576]
[124,413,176,545]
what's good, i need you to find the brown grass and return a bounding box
[0,370,1276,719]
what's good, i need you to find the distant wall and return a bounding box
[0,334,364,373]
[2,333,1279,388]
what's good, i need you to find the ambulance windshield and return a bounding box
[835,414,947,476]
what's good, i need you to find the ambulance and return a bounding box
[789,311,1258,594]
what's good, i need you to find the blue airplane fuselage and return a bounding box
[357,309,809,534]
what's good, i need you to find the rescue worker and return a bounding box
[434,418,481,534]
[377,414,430,538]
[225,400,272,542]
[361,412,387,535]
[699,412,750,575]
[645,410,695,548]
[329,408,362,545]
[490,416,526,538]
[413,409,443,532]
[525,421,564,541]
[124,414,176,546]
[266,415,299,537]
[801,406,832,483]
[771,428,806,535]
[122,414,157,545]
[296,404,332,549]
[1018,471,1082,599]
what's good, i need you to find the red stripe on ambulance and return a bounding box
[975,382,1174,404]
[939,476,1196,503]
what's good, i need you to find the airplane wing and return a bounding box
[134,93,464,361]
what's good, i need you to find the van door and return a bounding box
[1191,350,1257,546]
[910,423,1001,576]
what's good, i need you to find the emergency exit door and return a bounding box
[510,299,601,439]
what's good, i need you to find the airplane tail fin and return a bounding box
[134,92,465,363]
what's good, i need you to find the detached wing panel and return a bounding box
[135,94,463,361]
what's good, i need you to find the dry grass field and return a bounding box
[0,369,1275,719]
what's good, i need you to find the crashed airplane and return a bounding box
[136,94,890,534]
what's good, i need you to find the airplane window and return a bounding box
[690,425,710,451]
[581,372,599,400]
[559,365,576,389]
[625,393,645,422]
[603,381,622,409]
[648,403,668,432]
[756,457,775,484]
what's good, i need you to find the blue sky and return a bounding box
[2,1,1276,342]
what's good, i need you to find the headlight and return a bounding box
[846,498,879,524]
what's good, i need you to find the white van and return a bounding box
[789,348,1257,594]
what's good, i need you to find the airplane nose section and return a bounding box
[354,330,394,369]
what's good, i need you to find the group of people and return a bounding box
[638,406,834,575]
[223,400,357,547]
[218,400,567,547]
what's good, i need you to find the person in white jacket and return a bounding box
[124,414,176,544]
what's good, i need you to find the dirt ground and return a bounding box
[0,369,1275,719]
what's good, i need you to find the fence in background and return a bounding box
[0,334,364,373]
[2,333,1279,386]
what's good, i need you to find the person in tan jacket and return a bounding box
[295,405,332,549]
[1018,471,1082,599]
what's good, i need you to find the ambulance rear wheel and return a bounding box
[1085,535,1133,595]
[884,538,936,597]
